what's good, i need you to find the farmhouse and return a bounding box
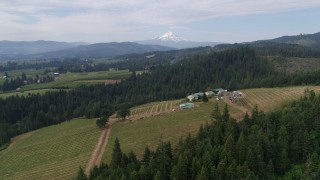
[179,103,194,109]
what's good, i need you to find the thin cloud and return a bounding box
[0,0,319,42]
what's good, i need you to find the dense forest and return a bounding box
[0,47,212,73]
[78,91,320,179]
[1,46,320,147]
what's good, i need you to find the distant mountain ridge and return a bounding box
[255,32,320,48]
[34,42,174,58]
[137,31,221,49]
[0,40,86,55]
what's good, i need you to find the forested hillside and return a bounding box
[80,92,320,179]
[267,32,320,48]
[1,46,320,147]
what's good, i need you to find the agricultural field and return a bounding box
[0,118,101,180]
[103,99,241,162]
[0,68,48,85]
[0,89,58,99]
[21,70,131,90]
[235,86,320,112]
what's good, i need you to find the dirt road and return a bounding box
[85,125,112,175]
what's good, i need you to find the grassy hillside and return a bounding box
[235,86,320,112]
[0,118,100,180]
[103,100,241,162]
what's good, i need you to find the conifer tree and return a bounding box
[111,138,122,167]
[306,153,320,177]
[222,104,230,122]
[142,147,151,166]
[202,92,208,102]
[196,166,208,180]
[236,132,246,163]
[211,104,221,120]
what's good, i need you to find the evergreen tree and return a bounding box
[153,171,162,180]
[142,147,151,166]
[236,132,246,163]
[130,170,139,180]
[211,104,221,120]
[278,149,290,174]
[305,153,320,177]
[222,104,230,122]
[196,166,208,180]
[96,116,108,128]
[111,138,123,168]
[202,92,208,102]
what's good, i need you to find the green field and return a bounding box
[0,68,47,85]
[103,99,241,162]
[0,118,101,180]
[235,86,320,112]
[0,89,59,99]
[22,70,130,90]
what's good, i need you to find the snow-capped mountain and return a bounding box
[137,31,221,49]
[157,31,184,42]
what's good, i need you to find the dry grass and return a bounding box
[235,86,320,112]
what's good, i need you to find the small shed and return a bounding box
[187,95,195,101]
[180,103,195,109]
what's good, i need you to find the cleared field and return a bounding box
[235,86,320,112]
[268,56,320,74]
[0,118,101,180]
[0,89,58,99]
[103,99,241,162]
[22,70,131,90]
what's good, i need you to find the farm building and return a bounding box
[187,95,196,101]
[214,88,227,95]
[187,92,204,101]
[53,73,60,77]
[205,91,215,97]
[179,103,194,109]
[187,91,217,101]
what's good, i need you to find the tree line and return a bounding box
[78,91,320,179]
[0,72,54,92]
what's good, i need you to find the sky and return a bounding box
[0,0,320,43]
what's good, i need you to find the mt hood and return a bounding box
[157,31,184,42]
[137,31,220,49]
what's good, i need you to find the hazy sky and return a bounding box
[1,0,320,43]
